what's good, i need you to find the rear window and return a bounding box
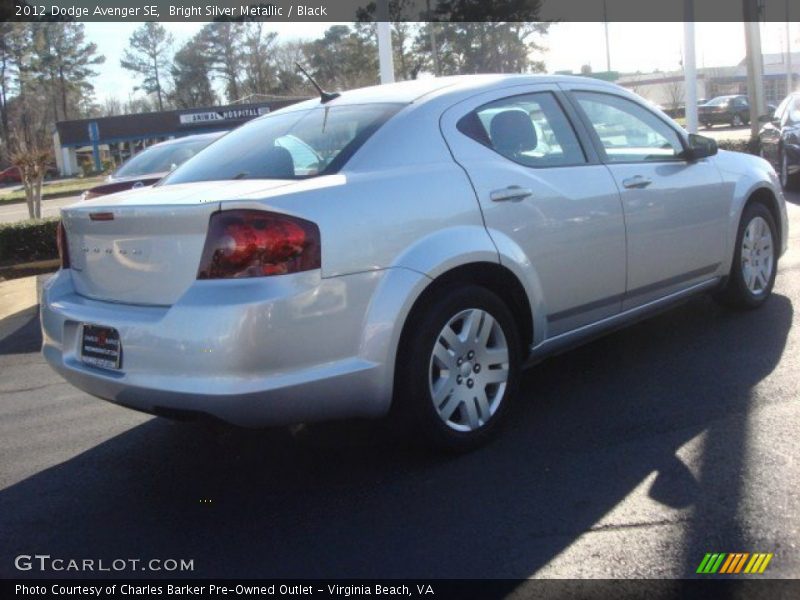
[162,103,402,184]
[114,137,216,178]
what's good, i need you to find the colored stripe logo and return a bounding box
[696,553,773,574]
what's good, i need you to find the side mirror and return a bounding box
[683,133,718,160]
[757,113,774,124]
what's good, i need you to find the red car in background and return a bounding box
[0,164,59,184]
[0,166,22,183]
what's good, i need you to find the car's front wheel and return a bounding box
[715,202,778,309]
[395,285,520,452]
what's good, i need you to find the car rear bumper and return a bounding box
[41,267,421,427]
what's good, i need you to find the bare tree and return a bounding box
[120,23,173,111]
[664,75,685,111]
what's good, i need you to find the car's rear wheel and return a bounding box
[732,113,744,127]
[715,202,778,309]
[395,285,520,452]
[780,148,799,191]
[703,122,713,129]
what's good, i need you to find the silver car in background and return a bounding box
[42,75,789,451]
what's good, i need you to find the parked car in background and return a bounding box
[0,164,58,184]
[44,75,788,452]
[758,92,800,190]
[699,95,752,128]
[0,166,22,184]
[80,132,225,200]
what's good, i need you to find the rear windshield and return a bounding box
[705,96,734,106]
[161,103,402,184]
[114,137,217,178]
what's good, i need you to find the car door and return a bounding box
[440,85,627,337]
[759,96,791,165]
[563,86,729,310]
[732,96,750,124]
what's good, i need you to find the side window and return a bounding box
[782,97,800,126]
[574,91,684,163]
[774,96,791,122]
[457,92,586,167]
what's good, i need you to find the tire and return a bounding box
[394,285,521,452]
[731,113,743,127]
[715,202,778,309]
[704,122,713,130]
[779,148,800,191]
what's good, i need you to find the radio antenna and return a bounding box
[295,63,340,104]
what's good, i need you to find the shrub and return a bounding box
[716,137,761,156]
[0,218,59,266]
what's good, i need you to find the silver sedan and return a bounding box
[41,75,789,451]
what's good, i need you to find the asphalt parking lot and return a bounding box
[1,194,799,580]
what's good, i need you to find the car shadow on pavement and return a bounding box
[0,293,792,579]
[0,307,41,356]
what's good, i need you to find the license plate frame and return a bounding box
[80,324,122,370]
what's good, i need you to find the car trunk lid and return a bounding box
[61,179,301,305]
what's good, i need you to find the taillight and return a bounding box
[197,210,320,279]
[56,221,70,269]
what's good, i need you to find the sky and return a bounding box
[82,21,800,103]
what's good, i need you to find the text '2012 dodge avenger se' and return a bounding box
[42,75,789,452]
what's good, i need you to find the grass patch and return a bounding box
[0,176,105,204]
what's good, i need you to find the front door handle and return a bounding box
[490,186,533,202]
[622,175,653,189]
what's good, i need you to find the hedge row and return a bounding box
[0,217,59,266]
[716,137,760,156]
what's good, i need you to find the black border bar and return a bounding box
[3,0,800,23]
[4,579,800,600]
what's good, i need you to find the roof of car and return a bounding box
[283,74,618,110]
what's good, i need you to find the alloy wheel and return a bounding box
[741,216,774,296]
[428,308,510,432]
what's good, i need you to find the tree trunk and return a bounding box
[24,180,34,220]
[154,58,163,111]
[59,66,68,120]
[34,175,43,219]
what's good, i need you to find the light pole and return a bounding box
[787,0,794,95]
[603,0,611,72]
[683,1,698,133]
[743,0,766,138]
[376,0,395,84]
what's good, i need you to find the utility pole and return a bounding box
[787,0,794,95]
[376,0,395,84]
[683,0,698,133]
[743,0,766,137]
[426,0,440,76]
[603,0,611,72]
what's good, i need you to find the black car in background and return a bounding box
[759,92,800,191]
[699,95,751,128]
[81,131,225,200]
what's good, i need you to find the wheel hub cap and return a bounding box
[741,216,774,295]
[428,308,510,432]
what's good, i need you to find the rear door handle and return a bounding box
[622,175,653,189]
[490,186,533,202]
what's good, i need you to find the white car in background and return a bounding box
[43,75,788,451]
